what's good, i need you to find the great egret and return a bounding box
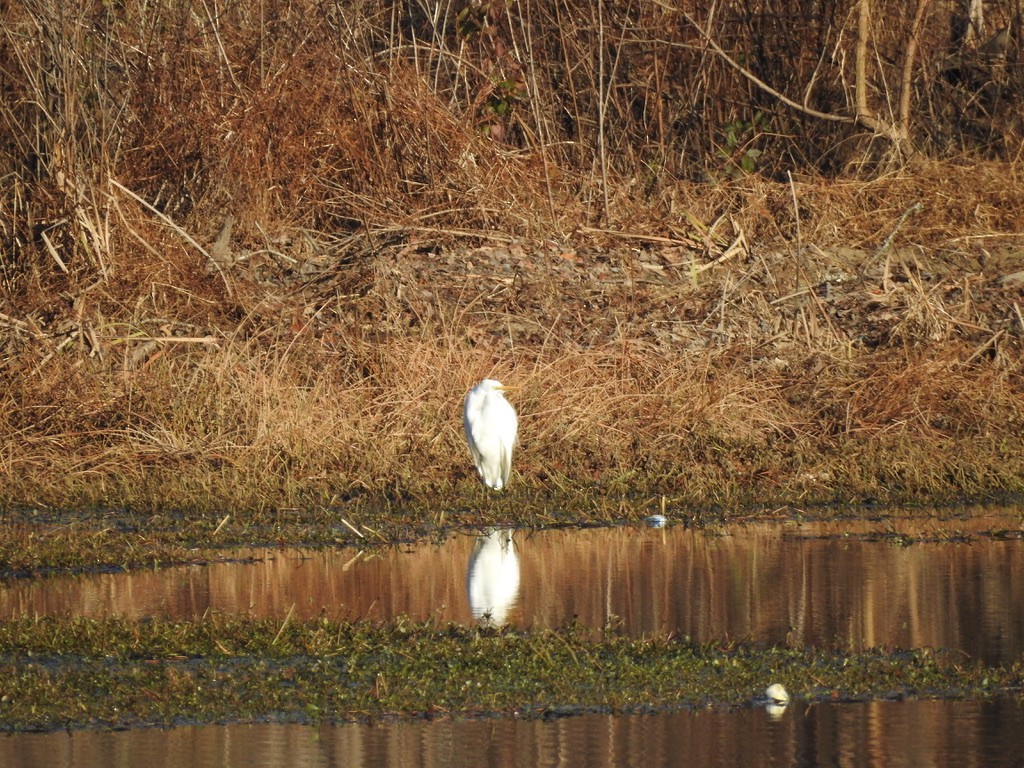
[463,379,518,491]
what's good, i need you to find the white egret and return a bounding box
[463,379,518,491]
[765,683,791,720]
[766,683,790,703]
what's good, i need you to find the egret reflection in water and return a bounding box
[466,528,521,626]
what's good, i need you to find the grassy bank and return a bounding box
[2,0,1024,517]
[4,211,1024,516]
[0,616,1019,732]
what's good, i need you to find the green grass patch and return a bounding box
[0,617,1019,732]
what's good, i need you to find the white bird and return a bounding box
[765,683,791,720]
[765,683,790,705]
[463,379,518,491]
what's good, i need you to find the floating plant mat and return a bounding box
[0,617,1021,733]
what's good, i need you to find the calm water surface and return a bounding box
[3,699,1024,767]
[3,509,1024,766]
[3,512,1023,663]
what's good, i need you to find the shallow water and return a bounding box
[3,509,1024,765]
[3,512,1023,663]
[3,698,1024,767]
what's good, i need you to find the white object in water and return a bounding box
[764,683,791,720]
[765,683,790,704]
[467,528,521,625]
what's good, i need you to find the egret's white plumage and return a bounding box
[463,379,518,491]
[765,683,790,704]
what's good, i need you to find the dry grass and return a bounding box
[3,308,1023,512]
[2,0,1024,515]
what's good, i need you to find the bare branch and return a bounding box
[899,0,935,132]
[674,8,854,124]
[109,178,234,298]
[669,1,913,157]
[856,0,871,120]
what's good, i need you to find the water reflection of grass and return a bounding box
[0,617,1017,733]
[0,503,602,576]
[2,503,1022,578]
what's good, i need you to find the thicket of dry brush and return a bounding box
[2,0,1024,514]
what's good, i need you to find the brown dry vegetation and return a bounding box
[2,0,1024,517]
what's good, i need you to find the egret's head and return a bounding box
[480,378,515,392]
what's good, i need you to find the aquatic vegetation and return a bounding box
[0,617,1018,732]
